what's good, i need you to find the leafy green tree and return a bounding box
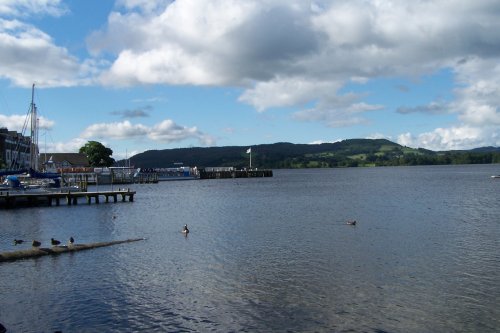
[79,141,115,167]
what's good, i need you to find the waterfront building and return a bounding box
[0,128,32,170]
[39,153,90,172]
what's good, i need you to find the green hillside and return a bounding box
[124,139,500,169]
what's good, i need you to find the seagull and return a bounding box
[14,239,24,245]
[51,238,61,246]
[69,237,75,245]
[32,240,41,247]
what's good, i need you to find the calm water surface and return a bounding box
[0,165,499,332]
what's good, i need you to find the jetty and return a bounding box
[199,168,273,179]
[0,238,145,263]
[0,189,136,209]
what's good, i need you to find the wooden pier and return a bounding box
[199,169,273,179]
[0,189,135,209]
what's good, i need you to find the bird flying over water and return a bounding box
[51,238,61,246]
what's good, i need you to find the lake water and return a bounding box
[0,165,499,332]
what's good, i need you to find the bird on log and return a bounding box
[32,240,41,247]
[69,237,75,245]
[0,238,145,263]
[51,238,61,246]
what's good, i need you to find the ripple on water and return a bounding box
[0,165,499,332]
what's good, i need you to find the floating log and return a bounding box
[0,238,145,263]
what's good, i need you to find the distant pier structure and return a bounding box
[199,167,273,179]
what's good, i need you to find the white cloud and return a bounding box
[47,137,88,153]
[0,19,92,87]
[400,56,500,150]
[309,139,342,145]
[239,78,342,112]
[81,120,149,140]
[88,0,500,145]
[0,0,102,87]
[397,126,499,151]
[452,57,500,126]
[149,119,216,145]
[292,94,384,128]
[397,132,414,148]
[366,133,391,140]
[89,0,317,86]
[0,114,54,131]
[240,77,384,125]
[392,64,500,150]
[1,0,500,149]
[0,0,67,17]
[115,0,171,14]
[80,119,215,146]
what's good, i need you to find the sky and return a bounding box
[0,0,499,160]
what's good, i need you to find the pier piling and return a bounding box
[0,189,136,209]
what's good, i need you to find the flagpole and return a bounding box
[246,147,252,169]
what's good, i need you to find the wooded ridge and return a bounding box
[123,139,500,169]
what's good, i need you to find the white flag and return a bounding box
[246,148,251,154]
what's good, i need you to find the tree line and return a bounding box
[125,139,500,169]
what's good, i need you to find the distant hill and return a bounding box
[122,139,500,169]
[468,146,500,153]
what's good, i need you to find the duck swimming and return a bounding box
[182,224,189,234]
[32,240,41,247]
[14,239,24,245]
[51,238,61,246]
[346,220,357,225]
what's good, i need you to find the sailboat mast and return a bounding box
[30,83,38,171]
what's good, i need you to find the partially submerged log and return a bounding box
[0,238,145,263]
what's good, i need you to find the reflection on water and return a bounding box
[0,165,499,332]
